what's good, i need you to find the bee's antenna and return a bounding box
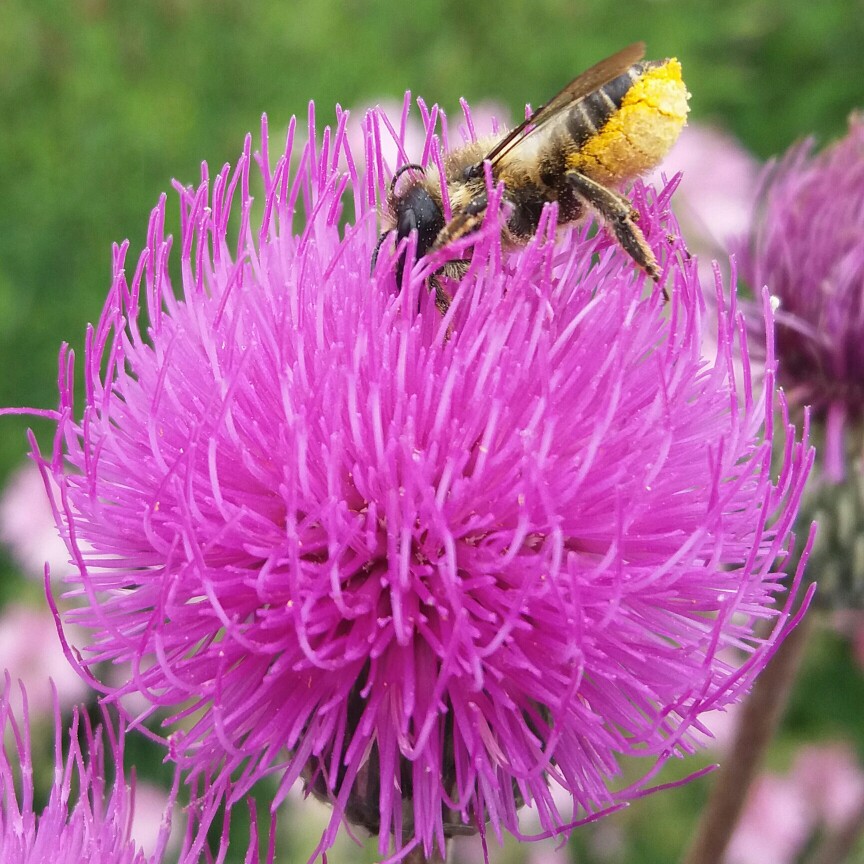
[389,162,425,194]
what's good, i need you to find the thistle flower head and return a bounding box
[0,678,272,864]
[741,114,864,479]
[0,677,171,864]
[37,99,813,859]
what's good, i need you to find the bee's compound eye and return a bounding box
[397,208,417,240]
[394,186,445,259]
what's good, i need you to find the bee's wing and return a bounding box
[481,42,646,170]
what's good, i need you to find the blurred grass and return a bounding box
[1,2,863,861]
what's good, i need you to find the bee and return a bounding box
[374,42,690,310]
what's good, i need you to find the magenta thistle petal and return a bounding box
[36,103,813,858]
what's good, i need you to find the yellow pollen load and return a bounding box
[569,59,690,186]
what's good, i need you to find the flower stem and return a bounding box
[681,612,814,864]
[403,844,447,864]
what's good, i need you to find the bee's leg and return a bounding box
[440,259,470,281]
[427,258,471,317]
[565,170,661,282]
[431,274,452,316]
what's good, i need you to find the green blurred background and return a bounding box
[2,0,863,482]
[1,1,863,861]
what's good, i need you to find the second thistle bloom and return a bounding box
[740,116,864,608]
[0,680,171,864]
[39,104,812,857]
[0,679,270,864]
[742,113,864,480]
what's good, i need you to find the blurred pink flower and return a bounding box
[130,782,179,859]
[737,117,864,611]
[0,462,73,581]
[726,772,811,864]
[793,744,864,828]
[726,743,864,864]
[0,604,88,716]
[691,702,743,754]
[526,839,570,864]
[649,123,759,277]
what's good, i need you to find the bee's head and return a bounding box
[373,164,445,287]
[393,180,446,261]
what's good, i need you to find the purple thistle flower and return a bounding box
[33,100,813,860]
[741,113,864,481]
[0,677,169,863]
[0,677,272,863]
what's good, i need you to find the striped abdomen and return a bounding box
[565,62,653,147]
[565,58,689,185]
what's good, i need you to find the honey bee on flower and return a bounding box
[376,42,690,309]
